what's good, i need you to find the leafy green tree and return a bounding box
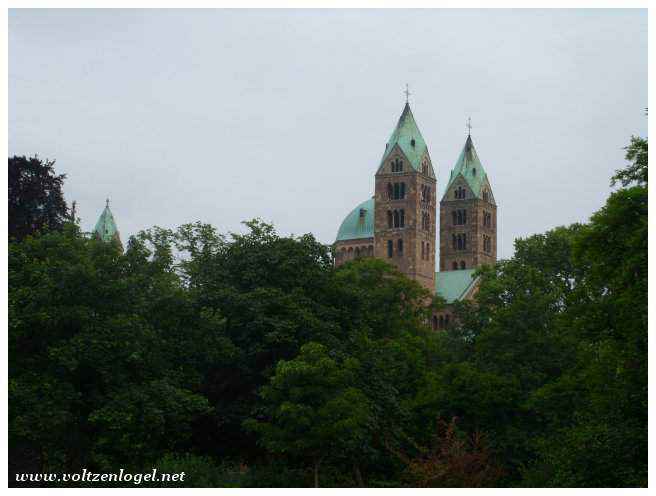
[436,225,583,478]
[166,220,340,460]
[9,227,217,473]
[523,136,648,487]
[8,155,69,241]
[245,342,372,487]
[611,136,647,187]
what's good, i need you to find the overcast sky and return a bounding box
[9,9,647,260]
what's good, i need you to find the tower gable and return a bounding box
[442,174,474,202]
[376,144,411,175]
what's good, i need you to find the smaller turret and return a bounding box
[93,198,123,251]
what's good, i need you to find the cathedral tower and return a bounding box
[439,133,496,271]
[93,198,123,251]
[373,102,437,292]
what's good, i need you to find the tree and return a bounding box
[8,155,69,241]
[244,342,372,487]
[611,135,647,187]
[523,136,648,487]
[9,226,218,474]
[168,220,341,461]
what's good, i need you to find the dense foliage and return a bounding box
[8,136,647,487]
[8,155,69,242]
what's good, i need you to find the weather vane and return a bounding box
[466,117,472,136]
[404,84,411,104]
[106,197,110,208]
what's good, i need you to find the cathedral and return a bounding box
[333,101,497,329]
[89,99,498,330]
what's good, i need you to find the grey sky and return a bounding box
[9,9,647,260]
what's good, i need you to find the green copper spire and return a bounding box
[443,134,490,199]
[93,199,122,249]
[378,102,428,172]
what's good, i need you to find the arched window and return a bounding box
[483,235,491,254]
[427,242,430,259]
[368,245,373,256]
[355,247,360,258]
[457,235,463,250]
[460,261,466,269]
[400,182,406,199]
[453,209,467,226]
[387,240,393,258]
[463,233,467,250]
[387,210,393,228]
[483,211,492,228]
[397,239,403,255]
[400,210,405,227]
[348,247,353,259]
[452,234,457,250]
[393,210,400,228]
[439,315,445,329]
[393,183,400,199]
[452,261,458,270]
[432,315,438,330]
[483,190,489,202]
[391,158,404,173]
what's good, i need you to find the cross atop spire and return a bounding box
[106,197,110,208]
[404,84,411,104]
[466,117,472,137]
